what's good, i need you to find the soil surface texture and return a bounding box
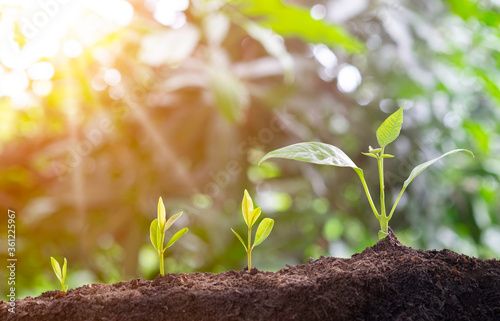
[2,230,500,320]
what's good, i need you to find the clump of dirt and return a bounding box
[2,230,500,320]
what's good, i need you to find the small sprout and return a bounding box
[260,104,474,239]
[50,257,68,292]
[150,197,188,276]
[231,190,274,271]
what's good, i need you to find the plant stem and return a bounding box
[378,148,388,233]
[355,170,380,220]
[388,186,407,221]
[247,226,252,271]
[159,250,164,276]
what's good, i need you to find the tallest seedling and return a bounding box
[260,105,474,238]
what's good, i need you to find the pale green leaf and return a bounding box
[231,228,248,252]
[403,149,474,189]
[376,105,404,148]
[165,228,189,250]
[361,152,378,159]
[165,211,183,231]
[158,197,167,229]
[62,258,67,281]
[51,257,63,283]
[248,207,262,227]
[242,190,253,226]
[150,219,161,252]
[253,218,274,247]
[259,142,360,169]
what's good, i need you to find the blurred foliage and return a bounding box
[0,0,499,298]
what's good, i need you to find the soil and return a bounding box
[2,229,500,321]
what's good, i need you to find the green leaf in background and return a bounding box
[231,228,248,252]
[165,227,189,250]
[150,219,161,252]
[242,21,294,83]
[208,68,249,123]
[253,218,274,247]
[376,105,404,148]
[232,0,364,53]
[165,211,183,231]
[403,149,475,189]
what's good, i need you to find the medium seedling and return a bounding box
[150,197,189,276]
[50,257,68,292]
[231,190,274,270]
[259,104,474,238]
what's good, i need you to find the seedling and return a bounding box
[260,104,474,239]
[150,197,189,276]
[50,257,68,292]
[231,190,274,270]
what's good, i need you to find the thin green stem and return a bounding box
[355,170,380,220]
[247,226,252,271]
[388,186,407,221]
[378,147,386,220]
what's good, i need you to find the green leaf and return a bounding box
[165,228,189,250]
[165,211,183,231]
[376,105,404,148]
[51,257,63,283]
[259,142,360,169]
[231,228,248,252]
[241,190,254,226]
[62,258,67,281]
[403,149,475,189]
[248,207,262,227]
[157,197,167,229]
[150,219,161,252]
[253,218,274,247]
[233,0,364,53]
[381,154,395,158]
[361,152,378,159]
[208,68,249,123]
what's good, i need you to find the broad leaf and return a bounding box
[242,190,254,226]
[376,105,404,148]
[253,218,274,247]
[150,219,161,252]
[259,142,359,169]
[51,257,62,283]
[231,228,248,252]
[165,211,183,231]
[248,208,262,227]
[157,197,166,229]
[165,228,189,250]
[403,149,474,189]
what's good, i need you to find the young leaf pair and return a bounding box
[150,197,188,276]
[260,104,474,238]
[231,190,274,271]
[50,257,68,292]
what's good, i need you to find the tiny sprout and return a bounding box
[231,190,274,271]
[50,257,68,292]
[150,197,188,276]
[260,104,474,239]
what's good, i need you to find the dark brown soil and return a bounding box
[2,230,500,320]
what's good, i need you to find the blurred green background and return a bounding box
[0,0,499,298]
